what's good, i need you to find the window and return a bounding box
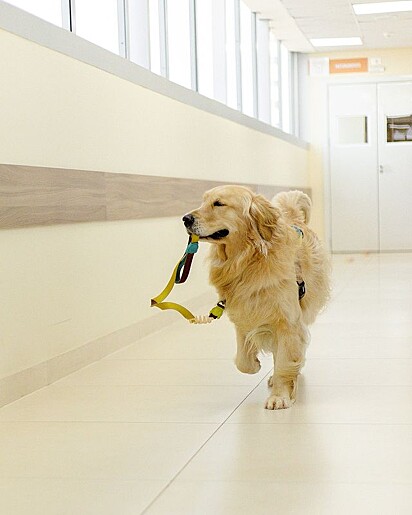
[338,116,368,144]
[196,0,214,99]
[75,0,120,54]
[387,115,412,142]
[225,0,240,110]
[166,0,192,89]
[269,32,280,128]
[280,43,291,133]
[5,0,62,27]
[256,19,270,124]
[240,1,254,117]
[148,0,162,75]
[128,0,150,68]
[195,0,227,103]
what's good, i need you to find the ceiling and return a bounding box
[243,0,412,52]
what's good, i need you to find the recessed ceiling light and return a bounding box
[353,1,412,15]
[310,37,363,47]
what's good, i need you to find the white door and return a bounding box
[329,81,412,252]
[378,82,412,251]
[329,84,379,252]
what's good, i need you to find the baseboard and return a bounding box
[0,291,213,408]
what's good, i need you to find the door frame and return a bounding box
[325,75,412,253]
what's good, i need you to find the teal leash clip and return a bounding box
[175,237,199,284]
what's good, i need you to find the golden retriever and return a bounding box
[183,185,330,409]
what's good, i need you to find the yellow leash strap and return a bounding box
[150,234,225,323]
[151,234,199,320]
[151,300,196,321]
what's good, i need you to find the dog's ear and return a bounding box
[247,194,280,248]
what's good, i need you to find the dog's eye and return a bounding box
[213,200,225,207]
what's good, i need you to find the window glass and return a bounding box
[226,0,238,110]
[167,0,192,89]
[75,0,119,54]
[148,0,161,75]
[280,43,290,133]
[256,19,270,124]
[5,0,62,27]
[128,0,150,68]
[387,115,412,142]
[196,0,214,98]
[338,116,368,144]
[240,1,254,117]
[269,32,280,127]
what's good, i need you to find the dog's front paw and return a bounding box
[235,356,261,374]
[265,394,294,410]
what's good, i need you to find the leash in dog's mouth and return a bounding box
[200,229,229,240]
[150,233,226,324]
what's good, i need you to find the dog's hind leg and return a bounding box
[234,327,262,374]
[265,322,308,410]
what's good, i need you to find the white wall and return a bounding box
[0,27,309,381]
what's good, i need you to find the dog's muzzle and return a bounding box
[182,214,229,240]
[182,214,195,228]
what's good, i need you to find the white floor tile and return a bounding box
[302,358,412,386]
[311,321,412,339]
[177,423,412,483]
[0,384,252,424]
[0,422,216,480]
[228,382,412,424]
[307,336,412,359]
[0,479,165,515]
[57,358,272,387]
[146,481,412,515]
[106,317,237,360]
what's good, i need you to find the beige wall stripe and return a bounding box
[0,164,311,229]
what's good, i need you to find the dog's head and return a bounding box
[182,185,281,253]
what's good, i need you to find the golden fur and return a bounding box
[184,185,330,409]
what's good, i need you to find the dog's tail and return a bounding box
[272,190,312,224]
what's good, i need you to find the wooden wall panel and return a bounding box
[0,165,106,228]
[106,174,211,220]
[0,164,311,229]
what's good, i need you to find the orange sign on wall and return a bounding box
[329,58,368,74]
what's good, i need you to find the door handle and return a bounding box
[379,165,384,174]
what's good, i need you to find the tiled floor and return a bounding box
[1,253,412,514]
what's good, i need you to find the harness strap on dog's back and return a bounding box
[291,225,306,301]
[297,280,306,300]
[291,224,304,239]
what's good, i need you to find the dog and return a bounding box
[183,185,330,409]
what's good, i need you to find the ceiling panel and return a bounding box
[287,6,353,16]
[244,0,412,52]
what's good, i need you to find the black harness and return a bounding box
[291,225,306,302]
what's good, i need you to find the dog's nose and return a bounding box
[182,213,195,228]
